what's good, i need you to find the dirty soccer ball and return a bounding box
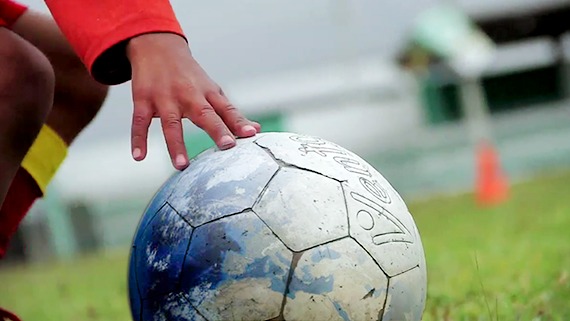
[128,132,427,321]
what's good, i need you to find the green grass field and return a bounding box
[1,171,569,321]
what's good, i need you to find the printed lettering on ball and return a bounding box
[128,132,427,321]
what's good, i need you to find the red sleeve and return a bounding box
[44,0,186,85]
[0,0,28,27]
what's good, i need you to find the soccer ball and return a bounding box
[128,132,427,321]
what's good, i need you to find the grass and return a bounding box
[1,171,570,321]
[411,170,570,321]
[0,251,130,321]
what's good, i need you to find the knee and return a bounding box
[52,63,109,134]
[49,76,108,144]
[83,81,109,121]
[0,29,55,144]
[68,79,109,123]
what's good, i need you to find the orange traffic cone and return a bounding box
[476,140,509,206]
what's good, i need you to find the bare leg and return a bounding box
[11,11,109,144]
[0,27,54,208]
[0,12,108,258]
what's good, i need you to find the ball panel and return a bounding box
[129,246,142,321]
[343,179,423,277]
[180,211,292,320]
[254,167,349,252]
[382,266,427,321]
[168,141,279,227]
[141,293,206,321]
[255,132,369,182]
[134,204,194,300]
[284,238,388,321]
[414,223,427,281]
[135,171,182,241]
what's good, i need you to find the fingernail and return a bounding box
[133,148,142,160]
[175,154,188,168]
[242,125,256,135]
[219,135,235,149]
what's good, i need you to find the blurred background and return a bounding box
[1,0,570,320]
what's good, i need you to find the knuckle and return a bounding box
[173,80,195,94]
[206,88,221,97]
[221,104,247,126]
[190,105,219,130]
[178,93,198,109]
[132,112,151,127]
[133,86,153,101]
[131,134,145,144]
[221,102,238,113]
[135,85,173,103]
[193,104,215,119]
[210,94,240,115]
[163,113,182,129]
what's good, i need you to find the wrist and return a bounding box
[126,33,189,62]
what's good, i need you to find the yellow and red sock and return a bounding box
[0,125,67,258]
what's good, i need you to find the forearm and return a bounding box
[44,0,186,85]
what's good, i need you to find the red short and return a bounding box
[0,0,27,28]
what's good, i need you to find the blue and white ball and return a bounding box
[128,132,427,321]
